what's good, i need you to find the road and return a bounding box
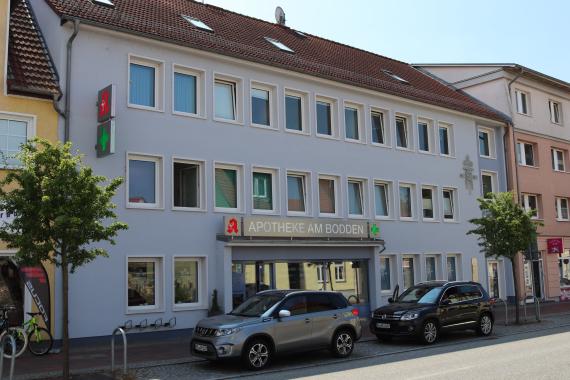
[133,322,570,380]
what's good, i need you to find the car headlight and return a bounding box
[400,312,420,321]
[214,328,240,337]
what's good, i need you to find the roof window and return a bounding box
[91,0,115,7]
[265,37,294,53]
[382,70,409,84]
[182,15,213,32]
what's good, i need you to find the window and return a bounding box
[481,171,497,198]
[402,257,415,289]
[127,257,162,312]
[447,256,458,281]
[319,176,337,215]
[549,100,562,124]
[215,164,242,211]
[344,105,360,141]
[371,111,385,145]
[559,250,570,287]
[478,128,494,158]
[380,257,391,290]
[214,79,237,121]
[173,159,203,209]
[316,264,324,283]
[316,99,333,136]
[173,71,197,115]
[251,86,272,127]
[552,149,566,172]
[280,295,307,316]
[348,179,364,217]
[334,262,346,282]
[516,90,529,115]
[417,120,433,153]
[487,260,501,299]
[422,187,435,220]
[173,258,204,307]
[395,116,409,149]
[522,194,539,219]
[0,117,29,166]
[439,123,452,156]
[307,293,339,313]
[442,188,456,221]
[265,37,294,53]
[182,15,213,32]
[517,142,535,166]
[287,173,308,214]
[382,69,409,84]
[556,197,569,221]
[374,182,390,218]
[92,0,114,7]
[399,184,414,219]
[252,169,275,212]
[285,91,305,132]
[128,154,162,208]
[129,58,161,109]
[425,256,437,281]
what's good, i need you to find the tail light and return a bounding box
[351,308,359,316]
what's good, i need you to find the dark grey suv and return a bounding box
[191,290,362,369]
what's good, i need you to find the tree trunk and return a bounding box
[62,249,70,379]
[510,256,521,324]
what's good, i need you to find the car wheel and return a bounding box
[477,313,494,336]
[242,338,272,370]
[331,329,355,358]
[375,334,392,342]
[419,320,438,345]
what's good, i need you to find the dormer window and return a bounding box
[182,15,213,32]
[382,70,409,84]
[265,37,294,53]
[91,0,114,7]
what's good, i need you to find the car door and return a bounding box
[306,293,340,347]
[459,285,482,324]
[439,286,462,327]
[273,295,313,352]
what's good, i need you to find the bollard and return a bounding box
[0,334,16,380]
[111,327,127,376]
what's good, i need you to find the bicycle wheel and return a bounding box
[28,327,53,356]
[0,327,27,358]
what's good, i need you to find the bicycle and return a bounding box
[0,306,53,358]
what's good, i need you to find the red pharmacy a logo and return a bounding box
[227,218,239,235]
[99,89,110,119]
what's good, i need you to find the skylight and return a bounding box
[293,30,307,38]
[91,0,114,7]
[265,37,294,53]
[382,70,409,84]
[182,15,213,32]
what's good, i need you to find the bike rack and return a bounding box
[111,327,127,377]
[492,298,508,326]
[0,334,16,380]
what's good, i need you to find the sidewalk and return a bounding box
[13,301,570,380]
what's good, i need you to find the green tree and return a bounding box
[0,139,128,379]
[468,192,540,324]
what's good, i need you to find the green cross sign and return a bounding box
[370,223,380,237]
[96,120,115,158]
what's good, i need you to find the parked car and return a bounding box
[190,290,362,370]
[370,281,494,344]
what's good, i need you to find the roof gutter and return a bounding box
[63,19,80,142]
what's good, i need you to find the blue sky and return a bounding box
[205,0,570,82]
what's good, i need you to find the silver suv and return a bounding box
[190,290,362,369]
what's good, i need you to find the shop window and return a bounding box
[252,169,275,212]
[215,164,242,212]
[128,154,162,208]
[402,257,415,289]
[447,255,457,281]
[127,257,162,312]
[287,172,308,214]
[0,116,30,167]
[285,90,306,132]
[425,256,437,281]
[173,257,204,308]
[319,176,338,216]
[421,187,435,220]
[371,111,386,145]
[316,98,334,137]
[556,197,570,221]
[442,188,457,221]
[439,123,453,156]
[129,56,162,110]
[374,181,390,218]
[380,257,391,290]
[348,179,364,217]
[395,115,410,149]
[173,159,203,210]
[399,183,415,219]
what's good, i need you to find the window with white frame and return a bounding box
[128,154,162,208]
[515,90,529,115]
[438,123,453,156]
[251,84,275,127]
[127,257,162,312]
[319,176,338,215]
[380,256,392,290]
[417,119,433,153]
[173,65,203,116]
[446,255,458,281]
[399,183,415,219]
[556,197,569,221]
[214,164,242,211]
[395,115,410,149]
[287,172,308,214]
[316,97,335,137]
[371,110,386,145]
[129,56,162,110]
[478,128,495,158]
[214,75,241,121]
[421,186,435,220]
[374,181,390,218]
[481,171,497,198]
[334,262,346,282]
[252,168,276,212]
[0,116,31,167]
[517,142,536,166]
[173,159,203,210]
[549,100,562,124]
[521,193,539,219]
[552,148,566,172]
[285,90,306,133]
[425,256,437,281]
[442,188,456,221]
[173,257,204,307]
[348,179,365,217]
[316,264,324,283]
[344,104,362,141]
[402,257,415,289]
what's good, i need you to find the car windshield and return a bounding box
[229,294,284,317]
[397,285,443,304]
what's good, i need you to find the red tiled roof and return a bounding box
[7,0,61,99]
[43,0,507,122]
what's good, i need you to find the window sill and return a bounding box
[126,307,164,315]
[173,111,206,120]
[173,304,208,312]
[348,214,366,219]
[518,164,539,169]
[396,146,414,152]
[371,142,392,149]
[285,128,310,136]
[318,213,342,219]
[252,209,279,216]
[422,218,440,223]
[556,219,570,222]
[287,211,311,217]
[479,154,497,160]
[418,150,437,156]
[127,204,164,210]
[316,133,339,141]
[214,208,243,214]
[516,111,531,118]
[399,217,417,222]
[443,219,460,224]
[213,117,244,126]
[128,103,163,113]
[553,169,568,174]
[172,206,207,213]
[439,153,456,159]
[374,215,393,221]
[250,123,278,131]
[345,138,366,145]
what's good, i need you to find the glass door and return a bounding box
[487,260,500,299]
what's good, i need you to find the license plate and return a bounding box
[194,343,208,352]
[376,323,390,329]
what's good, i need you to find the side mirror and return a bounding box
[278,309,291,318]
[440,299,451,306]
[388,297,394,303]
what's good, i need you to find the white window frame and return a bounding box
[284,88,309,135]
[316,264,324,283]
[126,256,164,314]
[402,255,417,289]
[213,73,244,125]
[171,157,206,212]
[213,162,244,213]
[251,166,279,215]
[343,101,365,143]
[126,153,164,209]
[446,254,460,281]
[421,185,437,221]
[552,148,566,172]
[286,170,311,216]
[517,141,536,167]
[318,174,340,217]
[380,255,394,292]
[480,170,498,196]
[172,256,208,311]
[549,100,562,125]
[398,182,416,221]
[128,55,164,112]
[315,95,338,139]
[370,107,390,147]
[347,177,366,218]
[478,127,495,159]
[417,118,435,154]
[442,187,458,222]
[172,64,206,118]
[424,254,440,281]
[334,262,346,282]
[438,122,454,157]
[250,81,277,130]
[395,114,412,151]
[515,89,530,115]
[556,197,570,221]
[522,193,539,219]
[0,112,36,169]
[373,180,392,219]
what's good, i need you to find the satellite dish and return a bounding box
[275,6,286,26]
